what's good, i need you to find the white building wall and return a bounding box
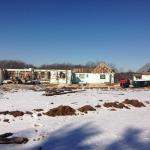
[75,73,114,84]
[50,70,72,84]
[141,75,150,80]
[6,68,72,84]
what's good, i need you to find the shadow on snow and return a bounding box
[105,128,150,150]
[31,123,100,150]
[31,126,150,150]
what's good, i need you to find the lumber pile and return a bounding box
[92,64,113,73]
[43,88,85,96]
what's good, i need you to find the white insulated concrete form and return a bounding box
[0,64,115,84]
[133,72,150,81]
[74,73,114,84]
[6,68,72,84]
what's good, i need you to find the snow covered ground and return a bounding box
[0,88,150,150]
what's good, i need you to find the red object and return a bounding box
[119,78,130,88]
[119,79,129,84]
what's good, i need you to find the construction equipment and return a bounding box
[119,79,130,88]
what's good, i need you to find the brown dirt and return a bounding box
[25,111,33,115]
[37,113,42,117]
[110,109,116,111]
[0,111,24,117]
[145,101,150,104]
[10,111,24,117]
[123,99,145,107]
[44,105,76,117]
[33,109,44,112]
[103,102,130,109]
[95,105,101,108]
[78,105,96,113]
[3,119,9,123]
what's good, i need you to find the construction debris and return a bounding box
[43,88,84,96]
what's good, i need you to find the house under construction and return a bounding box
[0,68,72,84]
[72,63,114,84]
[0,64,114,84]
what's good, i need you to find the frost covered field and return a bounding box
[0,88,150,150]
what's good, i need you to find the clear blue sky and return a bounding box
[0,0,150,71]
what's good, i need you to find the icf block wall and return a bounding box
[75,73,114,84]
[142,75,150,80]
[50,70,72,84]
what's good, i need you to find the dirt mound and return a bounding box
[3,119,9,123]
[78,105,96,113]
[25,111,33,115]
[33,109,44,112]
[103,102,129,109]
[10,111,24,117]
[123,99,145,107]
[0,111,24,117]
[110,109,116,111]
[44,105,76,117]
[95,105,101,108]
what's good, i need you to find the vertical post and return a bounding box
[0,68,4,83]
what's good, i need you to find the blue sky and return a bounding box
[0,0,150,71]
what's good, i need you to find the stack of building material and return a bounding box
[92,64,113,73]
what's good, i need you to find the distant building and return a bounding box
[133,72,150,81]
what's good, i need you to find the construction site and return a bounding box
[0,64,115,85]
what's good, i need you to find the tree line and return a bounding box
[0,60,117,71]
[0,60,149,73]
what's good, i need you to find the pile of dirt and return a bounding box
[33,109,44,112]
[25,111,33,115]
[95,105,101,108]
[3,119,9,123]
[78,105,96,113]
[0,111,29,117]
[44,105,76,117]
[123,99,145,107]
[103,102,129,109]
